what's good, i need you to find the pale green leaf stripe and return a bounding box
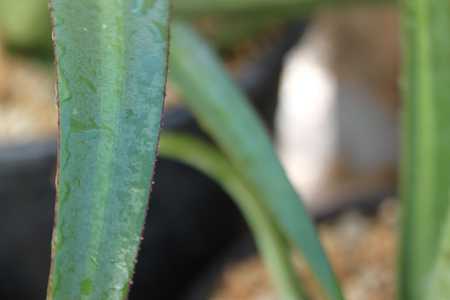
[399,0,450,299]
[47,1,170,299]
[169,22,343,300]
[427,208,450,300]
[160,133,306,300]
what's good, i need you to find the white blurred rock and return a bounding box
[275,21,398,210]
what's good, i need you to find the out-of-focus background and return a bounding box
[0,2,400,299]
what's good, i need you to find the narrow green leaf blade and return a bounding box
[399,0,450,299]
[160,133,306,300]
[47,1,169,300]
[169,23,343,300]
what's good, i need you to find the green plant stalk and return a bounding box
[47,1,169,299]
[399,0,450,299]
[169,22,343,300]
[159,133,306,300]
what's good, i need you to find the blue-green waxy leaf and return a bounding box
[169,22,343,300]
[399,0,450,299]
[47,1,170,299]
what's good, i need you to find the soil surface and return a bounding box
[0,46,56,143]
[212,201,397,300]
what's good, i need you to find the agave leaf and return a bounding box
[169,22,343,300]
[399,0,450,299]
[160,133,306,300]
[47,1,170,299]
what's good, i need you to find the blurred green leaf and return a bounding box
[160,133,306,300]
[47,1,170,299]
[0,0,51,53]
[169,22,343,300]
[173,0,317,18]
[399,0,450,299]
[172,0,394,18]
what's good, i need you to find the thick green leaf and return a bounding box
[160,133,306,300]
[169,22,343,300]
[47,1,169,299]
[399,0,450,299]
